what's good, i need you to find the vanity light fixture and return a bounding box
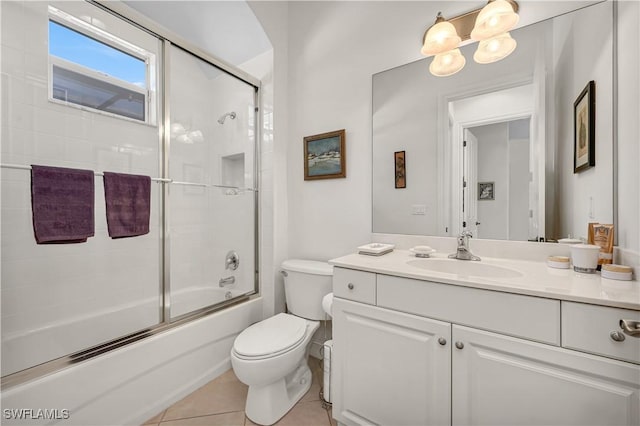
[470,0,519,41]
[421,12,462,56]
[421,0,519,76]
[421,12,465,76]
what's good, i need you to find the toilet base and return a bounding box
[245,360,313,425]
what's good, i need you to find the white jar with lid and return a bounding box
[570,244,600,273]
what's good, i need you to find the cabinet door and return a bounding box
[452,325,640,426]
[333,298,451,426]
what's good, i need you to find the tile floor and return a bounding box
[143,357,336,426]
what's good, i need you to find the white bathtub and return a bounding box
[171,286,249,318]
[1,286,249,377]
[2,297,263,425]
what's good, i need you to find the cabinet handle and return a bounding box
[455,341,464,350]
[438,337,447,346]
[347,283,354,290]
[610,331,626,342]
[620,319,640,337]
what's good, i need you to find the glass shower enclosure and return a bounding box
[166,44,258,320]
[0,3,259,382]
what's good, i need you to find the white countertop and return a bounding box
[329,250,640,310]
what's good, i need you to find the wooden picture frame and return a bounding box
[574,80,596,173]
[478,182,495,200]
[304,129,346,180]
[394,150,406,188]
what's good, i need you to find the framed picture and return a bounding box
[478,182,494,200]
[574,80,596,173]
[304,129,346,180]
[394,150,406,188]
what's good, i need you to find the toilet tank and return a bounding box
[281,259,333,320]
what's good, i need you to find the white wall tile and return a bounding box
[1,2,26,50]
[1,0,162,376]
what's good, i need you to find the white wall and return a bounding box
[553,1,614,241]
[473,124,510,240]
[509,136,531,241]
[617,0,640,256]
[246,0,289,317]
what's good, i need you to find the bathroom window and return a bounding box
[48,6,157,124]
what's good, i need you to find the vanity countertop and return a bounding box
[329,250,640,310]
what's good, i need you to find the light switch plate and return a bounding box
[411,204,426,215]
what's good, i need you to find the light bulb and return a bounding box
[471,0,519,41]
[487,39,501,52]
[421,15,461,56]
[429,48,466,77]
[473,32,517,64]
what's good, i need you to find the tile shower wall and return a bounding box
[168,45,256,318]
[0,0,162,375]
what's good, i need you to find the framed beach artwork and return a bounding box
[394,150,406,188]
[574,80,595,173]
[304,129,346,180]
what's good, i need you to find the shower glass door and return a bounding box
[167,45,258,319]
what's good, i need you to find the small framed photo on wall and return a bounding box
[478,182,495,200]
[574,80,596,173]
[304,129,346,180]
[394,150,406,188]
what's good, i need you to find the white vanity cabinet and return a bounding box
[332,267,640,426]
[332,297,451,426]
[451,325,640,426]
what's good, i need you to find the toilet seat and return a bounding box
[233,313,308,360]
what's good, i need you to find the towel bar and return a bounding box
[0,163,258,191]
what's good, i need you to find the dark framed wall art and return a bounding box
[574,80,596,173]
[394,150,406,188]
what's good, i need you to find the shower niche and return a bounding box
[221,153,245,189]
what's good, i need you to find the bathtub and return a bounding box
[2,297,263,426]
[171,286,248,318]
[1,286,249,377]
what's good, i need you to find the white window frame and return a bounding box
[47,5,157,125]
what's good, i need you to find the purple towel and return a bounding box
[30,165,95,244]
[103,172,151,238]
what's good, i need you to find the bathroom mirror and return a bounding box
[372,1,615,242]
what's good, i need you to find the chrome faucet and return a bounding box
[219,276,236,287]
[449,231,481,261]
[225,250,239,270]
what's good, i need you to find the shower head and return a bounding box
[217,111,236,124]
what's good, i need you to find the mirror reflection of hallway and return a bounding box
[465,118,532,241]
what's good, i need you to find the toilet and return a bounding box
[231,259,333,425]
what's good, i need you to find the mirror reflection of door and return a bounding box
[463,129,478,237]
[464,118,532,241]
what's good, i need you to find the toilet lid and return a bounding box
[234,313,307,358]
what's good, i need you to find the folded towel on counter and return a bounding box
[103,172,151,238]
[30,165,95,244]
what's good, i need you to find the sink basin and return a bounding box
[407,258,523,279]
